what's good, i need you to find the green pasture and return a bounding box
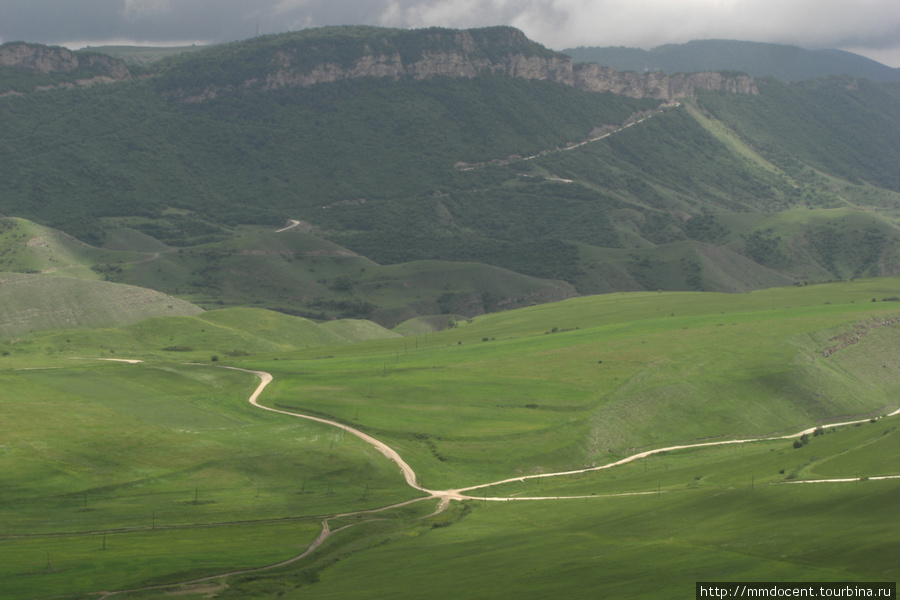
[250,278,900,488]
[1,520,321,600]
[3,279,900,598]
[0,307,398,362]
[0,361,421,598]
[277,482,899,600]
[483,417,899,498]
[101,416,900,600]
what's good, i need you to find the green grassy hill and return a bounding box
[1,305,401,362]
[0,272,202,338]
[0,217,575,327]
[2,278,899,599]
[257,277,900,489]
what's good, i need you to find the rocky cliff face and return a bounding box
[574,64,758,100]
[181,46,754,102]
[248,41,755,101]
[0,43,130,93]
[2,29,756,102]
[261,50,574,91]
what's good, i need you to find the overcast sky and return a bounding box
[1,0,899,67]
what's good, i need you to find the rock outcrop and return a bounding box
[0,42,131,93]
[181,46,754,103]
[261,51,574,91]
[574,64,758,100]
[2,28,758,102]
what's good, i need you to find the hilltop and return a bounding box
[563,39,900,82]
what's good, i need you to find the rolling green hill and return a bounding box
[0,217,576,327]
[0,272,201,338]
[2,278,899,599]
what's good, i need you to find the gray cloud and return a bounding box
[1,0,898,66]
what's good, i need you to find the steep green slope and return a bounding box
[0,217,141,277]
[0,218,576,327]
[113,228,576,324]
[2,27,899,314]
[0,49,654,245]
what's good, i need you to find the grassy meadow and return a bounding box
[1,278,899,598]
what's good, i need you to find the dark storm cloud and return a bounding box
[1,0,898,66]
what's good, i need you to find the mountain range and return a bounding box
[563,39,900,82]
[1,26,899,328]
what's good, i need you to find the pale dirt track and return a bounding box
[234,367,900,500]
[93,363,899,598]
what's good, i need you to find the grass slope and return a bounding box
[250,278,900,489]
[0,306,400,362]
[0,218,575,326]
[3,279,899,598]
[0,362,422,599]
[0,273,202,338]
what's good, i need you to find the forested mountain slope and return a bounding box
[1,26,899,323]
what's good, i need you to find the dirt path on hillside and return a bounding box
[455,103,679,172]
[275,219,302,233]
[236,366,899,499]
[93,364,899,598]
[228,367,428,494]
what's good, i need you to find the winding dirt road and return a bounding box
[93,362,899,598]
[235,367,900,502]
